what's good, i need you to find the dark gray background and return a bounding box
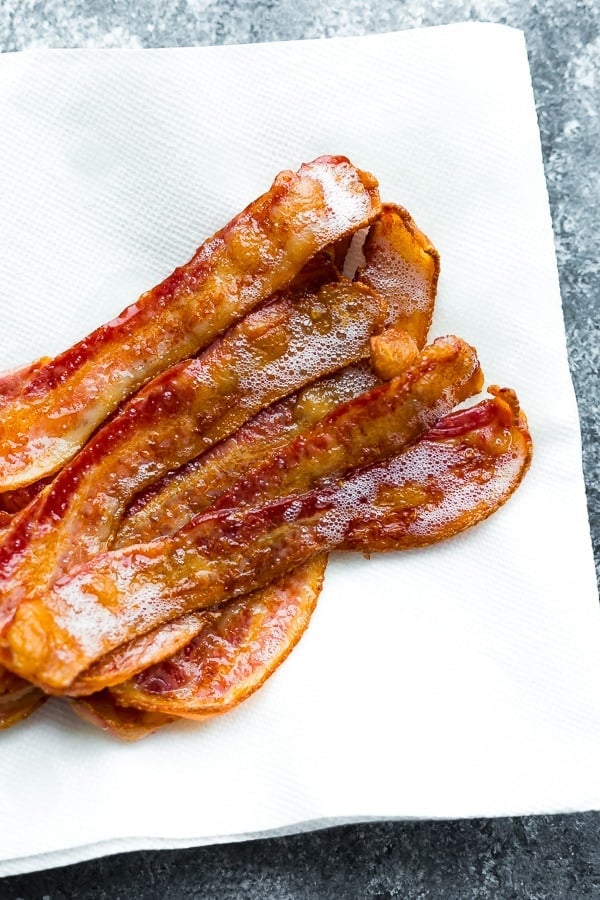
[1,1,599,897]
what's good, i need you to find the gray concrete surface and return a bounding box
[0,0,598,897]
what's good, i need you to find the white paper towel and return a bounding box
[0,23,598,877]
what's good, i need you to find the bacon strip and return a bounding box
[0,688,46,730]
[357,204,440,348]
[0,278,385,634]
[116,363,380,547]
[67,388,530,699]
[1,335,482,690]
[70,692,173,741]
[0,357,51,402]
[339,388,532,552]
[71,368,377,693]
[74,554,327,733]
[96,391,532,723]
[115,201,442,548]
[197,336,482,517]
[0,665,45,729]
[0,156,381,491]
[7,385,530,737]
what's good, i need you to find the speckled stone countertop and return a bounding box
[1,1,599,898]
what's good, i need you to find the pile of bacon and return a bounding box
[0,156,532,740]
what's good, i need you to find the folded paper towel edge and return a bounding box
[0,21,526,64]
[2,801,596,879]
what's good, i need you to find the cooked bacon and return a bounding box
[0,665,45,729]
[70,691,173,741]
[113,391,530,719]
[78,555,327,732]
[200,335,483,516]
[70,368,377,694]
[339,390,532,552]
[0,162,536,742]
[0,277,385,636]
[73,389,530,706]
[0,357,51,402]
[0,156,381,491]
[116,314,431,548]
[0,478,51,515]
[0,688,46,730]
[357,204,440,348]
[0,335,482,690]
[116,362,380,547]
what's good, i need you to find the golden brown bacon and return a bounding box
[0,687,46,730]
[106,393,531,723]
[74,555,327,731]
[0,665,45,729]
[72,368,378,693]
[71,691,173,741]
[339,388,532,552]
[0,162,534,739]
[67,388,530,700]
[199,335,483,516]
[70,391,532,738]
[0,277,385,636]
[357,204,440,348]
[115,206,441,548]
[116,363,380,547]
[1,335,482,690]
[0,156,381,491]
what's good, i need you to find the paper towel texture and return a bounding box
[0,23,598,876]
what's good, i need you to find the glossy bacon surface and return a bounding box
[0,335,482,690]
[357,204,440,348]
[0,156,381,491]
[116,362,380,547]
[90,555,327,725]
[0,277,385,634]
[8,379,533,735]
[115,201,442,547]
[70,367,378,693]
[75,389,530,705]
[200,335,483,516]
[339,388,532,552]
[107,394,530,722]
[0,357,51,402]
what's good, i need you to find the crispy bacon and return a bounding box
[201,335,483,516]
[0,156,381,491]
[0,688,46,730]
[0,278,385,634]
[0,665,45,729]
[116,363,380,547]
[357,204,440,348]
[339,391,532,552]
[0,335,482,690]
[73,389,530,709]
[70,691,173,741]
[71,368,378,694]
[79,555,327,730]
[0,164,534,740]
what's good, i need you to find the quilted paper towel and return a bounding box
[0,23,598,876]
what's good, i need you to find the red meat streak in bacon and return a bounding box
[0,156,380,490]
[1,335,483,690]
